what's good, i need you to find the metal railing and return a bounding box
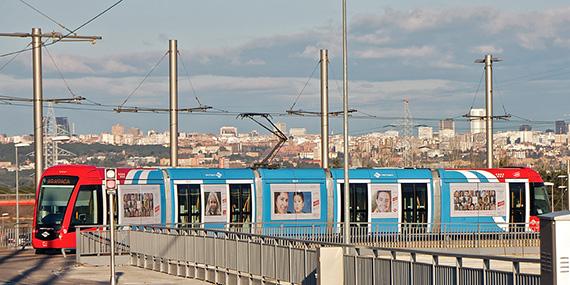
[76,225,541,285]
[0,193,35,201]
[75,225,131,258]
[170,222,540,248]
[0,224,32,248]
[342,246,540,285]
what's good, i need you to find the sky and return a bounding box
[1,0,570,136]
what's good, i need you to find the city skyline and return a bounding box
[1,1,570,135]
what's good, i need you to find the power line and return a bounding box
[0,0,124,58]
[0,94,559,126]
[468,68,485,110]
[0,42,31,73]
[18,0,74,33]
[43,45,79,99]
[118,51,168,107]
[177,50,202,106]
[495,64,570,87]
[288,59,320,111]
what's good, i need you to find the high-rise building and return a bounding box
[127,127,142,137]
[439,118,455,138]
[555,120,568,134]
[111,124,125,136]
[439,118,454,131]
[469,109,485,134]
[55,117,71,135]
[417,126,433,139]
[519,125,532,132]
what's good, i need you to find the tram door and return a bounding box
[509,183,526,224]
[401,183,428,225]
[340,183,368,225]
[177,184,201,225]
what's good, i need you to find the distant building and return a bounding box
[555,120,568,134]
[56,117,71,135]
[439,118,455,131]
[385,130,399,137]
[112,124,125,136]
[439,129,455,139]
[519,125,532,132]
[289,128,307,136]
[275,122,287,134]
[100,133,114,144]
[469,109,485,134]
[417,126,433,139]
[127,127,142,137]
[439,119,455,137]
[220,126,238,137]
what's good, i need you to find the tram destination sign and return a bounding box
[43,176,78,185]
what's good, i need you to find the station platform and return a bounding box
[0,248,211,284]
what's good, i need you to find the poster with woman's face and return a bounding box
[450,183,506,217]
[270,184,321,220]
[370,184,398,219]
[202,184,227,222]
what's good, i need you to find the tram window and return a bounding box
[415,184,427,209]
[509,183,525,208]
[401,183,428,224]
[36,177,77,230]
[339,183,368,223]
[177,184,201,224]
[530,183,550,215]
[70,185,103,230]
[509,182,526,224]
[229,184,252,224]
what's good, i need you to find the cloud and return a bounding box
[102,59,141,73]
[471,45,504,55]
[44,55,94,73]
[353,32,391,45]
[3,5,570,134]
[355,46,436,59]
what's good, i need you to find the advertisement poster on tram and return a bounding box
[450,183,506,217]
[118,184,161,224]
[202,184,228,223]
[270,184,321,220]
[370,184,399,219]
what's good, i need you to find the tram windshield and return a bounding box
[530,182,551,215]
[36,176,78,229]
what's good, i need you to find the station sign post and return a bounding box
[105,168,117,285]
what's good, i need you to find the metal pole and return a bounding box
[342,0,351,244]
[109,192,116,285]
[32,28,44,187]
[320,49,329,169]
[567,161,570,210]
[169,40,179,167]
[15,146,19,247]
[550,183,554,212]
[484,54,493,168]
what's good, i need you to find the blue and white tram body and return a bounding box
[118,167,548,232]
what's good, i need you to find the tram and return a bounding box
[32,165,550,250]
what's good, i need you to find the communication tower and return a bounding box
[403,98,413,167]
[44,102,76,167]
